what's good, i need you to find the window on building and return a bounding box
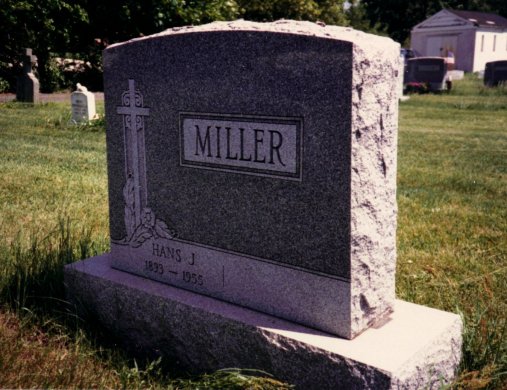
[481,35,485,52]
[493,35,497,51]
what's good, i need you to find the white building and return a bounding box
[411,9,507,72]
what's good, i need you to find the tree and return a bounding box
[317,0,349,25]
[1,0,352,92]
[0,0,89,92]
[237,0,347,25]
[488,0,507,16]
[81,0,240,45]
[345,0,387,35]
[1,0,240,91]
[360,0,441,44]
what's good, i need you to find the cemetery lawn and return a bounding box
[0,75,505,388]
[398,77,507,389]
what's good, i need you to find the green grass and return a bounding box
[0,102,109,247]
[0,76,506,388]
[398,75,507,388]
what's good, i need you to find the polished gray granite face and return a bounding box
[106,30,352,278]
[103,20,400,338]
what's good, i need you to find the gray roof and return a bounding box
[448,9,507,28]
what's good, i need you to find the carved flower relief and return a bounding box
[120,180,177,248]
[141,207,156,229]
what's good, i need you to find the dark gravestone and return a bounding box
[405,57,449,91]
[104,21,400,339]
[16,48,40,103]
[484,60,507,87]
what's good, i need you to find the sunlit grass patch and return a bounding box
[397,76,507,389]
[0,102,108,246]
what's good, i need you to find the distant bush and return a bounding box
[39,57,67,93]
[0,61,15,93]
[0,78,9,93]
[404,82,429,94]
[38,55,103,93]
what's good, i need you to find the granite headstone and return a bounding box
[405,57,450,92]
[65,21,462,388]
[16,48,40,103]
[103,21,399,339]
[484,60,507,87]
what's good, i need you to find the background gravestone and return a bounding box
[484,60,507,86]
[71,83,97,123]
[406,57,449,92]
[16,48,40,103]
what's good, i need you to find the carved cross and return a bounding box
[22,48,37,74]
[116,79,150,228]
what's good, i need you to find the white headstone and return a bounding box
[399,54,411,101]
[71,83,97,123]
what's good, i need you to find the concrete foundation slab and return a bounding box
[65,255,462,389]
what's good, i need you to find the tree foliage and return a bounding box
[1,0,350,91]
[345,0,386,36]
[81,0,240,45]
[237,0,347,25]
[5,0,506,92]
[0,0,89,91]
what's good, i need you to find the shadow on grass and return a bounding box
[0,218,103,316]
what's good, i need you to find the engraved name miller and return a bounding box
[180,113,302,180]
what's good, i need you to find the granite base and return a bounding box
[64,255,462,389]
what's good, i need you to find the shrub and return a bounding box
[0,78,10,93]
[404,81,429,94]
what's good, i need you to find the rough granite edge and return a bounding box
[349,38,400,337]
[106,19,398,56]
[392,315,462,389]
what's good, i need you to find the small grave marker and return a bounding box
[71,83,97,123]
